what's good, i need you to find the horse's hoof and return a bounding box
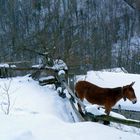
[103,120,110,125]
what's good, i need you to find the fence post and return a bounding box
[68,73,75,92]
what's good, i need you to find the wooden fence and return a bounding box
[1,63,140,128]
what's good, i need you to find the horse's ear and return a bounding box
[130,82,135,87]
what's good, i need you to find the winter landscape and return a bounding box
[0,0,140,140]
[0,69,140,140]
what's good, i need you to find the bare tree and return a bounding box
[0,80,13,115]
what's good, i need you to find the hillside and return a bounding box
[0,0,140,73]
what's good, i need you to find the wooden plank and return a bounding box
[69,99,85,122]
[56,73,86,110]
[85,112,140,128]
[56,73,86,122]
[62,82,86,110]
[112,108,140,121]
[11,67,54,71]
[0,61,31,64]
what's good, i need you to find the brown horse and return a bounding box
[75,81,137,115]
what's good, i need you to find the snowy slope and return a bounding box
[0,75,140,140]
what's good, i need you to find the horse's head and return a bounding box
[123,82,137,104]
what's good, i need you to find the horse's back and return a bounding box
[75,81,106,93]
[75,81,95,93]
[75,81,112,103]
[75,80,99,89]
[75,81,103,99]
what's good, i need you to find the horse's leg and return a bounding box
[104,104,112,116]
[105,108,111,116]
[104,105,112,125]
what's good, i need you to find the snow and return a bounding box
[101,67,128,73]
[39,76,55,82]
[0,64,16,68]
[0,72,140,140]
[0,63,9,68]
[58,70,66,75]
[32,64,43,68]
[112,36,140,60]
[86,105,126,119]
[52,59,68,70]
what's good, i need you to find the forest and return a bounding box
[0,0,140,74]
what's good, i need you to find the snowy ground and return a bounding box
[0,72,140,140]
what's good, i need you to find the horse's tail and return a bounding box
[70,83,79,103]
